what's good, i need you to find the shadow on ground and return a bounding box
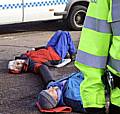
[0,20,70,34]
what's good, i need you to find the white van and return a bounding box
[0,0,89,30]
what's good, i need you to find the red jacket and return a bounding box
[25,46,61,73]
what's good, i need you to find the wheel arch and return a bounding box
[64,0,89,19]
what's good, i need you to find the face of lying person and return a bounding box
[8,59,25,73]
[45,86,58,102]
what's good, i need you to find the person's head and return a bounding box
[8,59,25,74]
[38,86,59,109]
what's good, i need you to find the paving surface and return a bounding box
[0,21,83,114]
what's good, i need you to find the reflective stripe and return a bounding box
[112,0,120,22]
[111,19,120,36]
[84,16,111,33]
[108,56,120,72]
[76,50,107,68]
[0,3,23,9]
[0,0,68,10]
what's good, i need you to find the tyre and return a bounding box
[67,5,87,30]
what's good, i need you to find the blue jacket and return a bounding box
[47,30,76,59]
[47,72,85,112]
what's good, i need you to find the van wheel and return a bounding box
[67,5,87,30]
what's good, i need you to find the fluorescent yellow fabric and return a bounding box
[75,0,120,108]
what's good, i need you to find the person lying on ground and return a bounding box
[36,71,86,113]
[8,30,76,85]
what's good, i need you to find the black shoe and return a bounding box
[70,53,76,61]
[85,108,106,114]
[109,104,120,114]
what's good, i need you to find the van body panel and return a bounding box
[0,0,23,24]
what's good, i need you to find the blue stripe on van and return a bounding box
[0,0,68,10]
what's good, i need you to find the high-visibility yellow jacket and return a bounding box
[75,0,120,108]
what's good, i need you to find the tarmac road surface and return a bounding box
[0,21,83,114]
